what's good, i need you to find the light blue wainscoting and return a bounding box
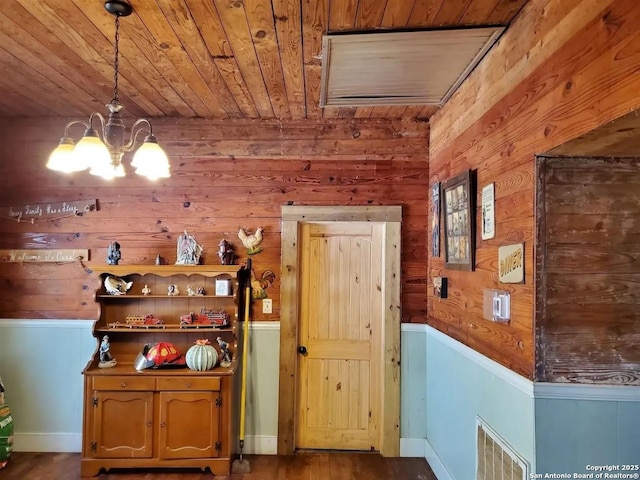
[0,319,281,454]
[400,323,428,456]
[0,319,96,452]
[534,384,640,474]
[425,326,535,480]
[243,321,280,454]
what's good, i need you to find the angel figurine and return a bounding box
[175,230,203,265]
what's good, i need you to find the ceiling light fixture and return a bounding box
[47,0,170,181]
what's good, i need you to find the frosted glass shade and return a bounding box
[90,161,125,180]
[75,135,111,174]
[132,138,170,180]
[47,139,86,173]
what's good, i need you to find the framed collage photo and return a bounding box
[443,169,475,271]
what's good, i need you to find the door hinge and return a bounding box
[91,441,97,452]
[215,441,222,451]
[92,396,98,407]
[215,397,222,407]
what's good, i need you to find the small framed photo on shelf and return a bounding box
[443,169,476,271]
[215,278,232,296]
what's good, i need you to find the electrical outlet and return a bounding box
[262,298,272,314]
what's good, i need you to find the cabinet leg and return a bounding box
[80,460,101,477]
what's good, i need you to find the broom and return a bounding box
[231,258,252,474]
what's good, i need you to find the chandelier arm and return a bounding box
[123,118,153,151]
[88,112,107,135]
[62,120,90,138]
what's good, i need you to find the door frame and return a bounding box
[278,205,402,456]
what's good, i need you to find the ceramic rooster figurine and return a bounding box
[237,227,264,255]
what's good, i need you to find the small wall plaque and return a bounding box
[498,243,524,283]
[0,249,89,263]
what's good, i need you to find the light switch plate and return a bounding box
[262,298,272,314]
[483,289,510,322]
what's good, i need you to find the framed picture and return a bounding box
[443,170,475,271]
[431,182,441,257]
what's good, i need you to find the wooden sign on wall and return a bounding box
[498,243,524,283]
[0,249,89,263]
[3,199,97,222]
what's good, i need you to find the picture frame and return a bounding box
[431,182,441,257]
[443,169,476,271]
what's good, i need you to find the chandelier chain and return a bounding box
[113,15,120,102]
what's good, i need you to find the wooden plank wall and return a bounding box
[0,117,429,324]
[428,0,640,379]
[538,157,640,385]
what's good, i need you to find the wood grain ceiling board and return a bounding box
[0,0,528,120]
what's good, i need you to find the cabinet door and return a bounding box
[93,391,153,458]
[158,391,220,459]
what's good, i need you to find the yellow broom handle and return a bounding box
[239,283,251,441]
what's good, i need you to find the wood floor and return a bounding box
[1,452,437,479]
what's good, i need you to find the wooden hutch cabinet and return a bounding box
[81,265,244,477]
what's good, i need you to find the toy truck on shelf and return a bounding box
[180,309,230,328]
[108,314,164,329]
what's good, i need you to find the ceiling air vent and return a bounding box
[320,27,504,108]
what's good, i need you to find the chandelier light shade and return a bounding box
[47,0,170,181]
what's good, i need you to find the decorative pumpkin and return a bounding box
[0,377,13,469]
[186,339,218,371]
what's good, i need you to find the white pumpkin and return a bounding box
[186,339,218,371]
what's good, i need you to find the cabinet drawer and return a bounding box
[93,376,156,391]
[156,377,221,391]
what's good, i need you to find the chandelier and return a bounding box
[47,0,170,181]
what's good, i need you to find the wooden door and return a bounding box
[296,222,383,451]
[93,391,153,458]
[158,391,219,459]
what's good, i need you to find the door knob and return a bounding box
[297,345,307,355]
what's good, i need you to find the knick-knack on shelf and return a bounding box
[168,285,179,296]
[106,241,121,265]
[217,239,235,265]
[217,336,232,368]
[142,284,151,296]
[98,335,117,368]
[176,230,203,265]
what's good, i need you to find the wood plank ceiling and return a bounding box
[0,0,528,121]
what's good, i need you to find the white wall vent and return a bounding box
[320,27,504,108]
[476,417,530,480]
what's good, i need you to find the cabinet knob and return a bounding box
[120,383,126,388]
[186,383,191,388]
[147,421,152,427]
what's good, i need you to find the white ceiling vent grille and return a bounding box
[320,27,504,107]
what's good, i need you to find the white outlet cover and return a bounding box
[262,298,272,314]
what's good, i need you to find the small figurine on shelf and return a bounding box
[168,284,179,296]
[196,286,206,296]
[217,336,232,367]
[106,241,121,265]
[98,335,117,368]
[104,275,133,295]
[187,285,196,296]
[217,239,235,265]
[141,284,151,296]
[175,230,203,265]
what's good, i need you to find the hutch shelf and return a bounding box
[81,265,245,477]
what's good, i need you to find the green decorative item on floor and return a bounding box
[0,377,13,469]
[186,339,218,371]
